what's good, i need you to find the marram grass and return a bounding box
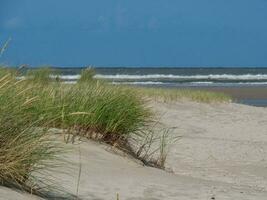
[130,87,232,103]
[25,67,52,84]
[0,67,232,192]
[26,82,151,137]
[78,67,96,83]
[4,67,151,139]
[0,74,59,191]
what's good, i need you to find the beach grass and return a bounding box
[78,67,96,83]
[33,83,150,138]
[130,87,232,103]
[0,66,230,148]
[0,74,58,191]
[0,66,232,192]
[0,67,17,78]
[25,67,53,84]
[11,67,151,141]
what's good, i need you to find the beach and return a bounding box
[164,86,267,107]
[2,0,267,199]
[1,67,267,199]
[1,100,267,200]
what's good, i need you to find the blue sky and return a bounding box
[1,0,267,67]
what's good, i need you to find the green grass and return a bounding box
[0,74,58,191]
[26,67,52,84]
[0,67,17,78]
[25,83,150,138]
[10,67,151,140]
[0,66,231,192]
[78,67,96,83]
[130,87,232,103]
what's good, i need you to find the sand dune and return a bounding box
[1,101,267,199]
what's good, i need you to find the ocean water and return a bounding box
[57,67,267,87]
[54,67,267,107]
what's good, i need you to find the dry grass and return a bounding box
[0,38,11,59]
[0,74,59,192]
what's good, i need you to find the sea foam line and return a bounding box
[94,74,267,80]
[18,74,267,82]
[111,81,267,86]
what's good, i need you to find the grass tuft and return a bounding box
[26,67,52,84]
[77,67,96,83]
[0,74,59,192]
[0,67,17,79]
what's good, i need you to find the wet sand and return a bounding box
[166,86,267,107]
[184,86,267,99]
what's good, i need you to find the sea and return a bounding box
[56,67,267,86]
[54,67,267,107]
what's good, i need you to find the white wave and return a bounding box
[235,82,267,85]
[16,76,25,80]
[50,75,81,79]
[17,75,81,80]
[38,73,267,81]
[94,74,267,80]
[112,81,165,85]
[17,73,267,86]
[63,81,77,84]
[190,81,214,84]
[190,81,267,85]
[112,81,267,86]
[189,82,267,86]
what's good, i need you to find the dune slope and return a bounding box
[1,102,267,200]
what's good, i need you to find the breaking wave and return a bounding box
[94,74,267,80]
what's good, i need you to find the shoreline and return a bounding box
[180,86,267,107]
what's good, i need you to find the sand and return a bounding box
[152,101,267,191]
[164,86,267,100]
[151,85,267,106]
[1,101,267,199]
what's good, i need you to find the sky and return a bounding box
[1,0,267,67]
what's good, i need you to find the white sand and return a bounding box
[1,101,267,199]
[152,101,267,191]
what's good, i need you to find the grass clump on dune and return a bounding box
[37,85,149,142]
[65,85,149,137]
[0,65,231,191]
[19,68,151,143]
[0,74,58,192]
